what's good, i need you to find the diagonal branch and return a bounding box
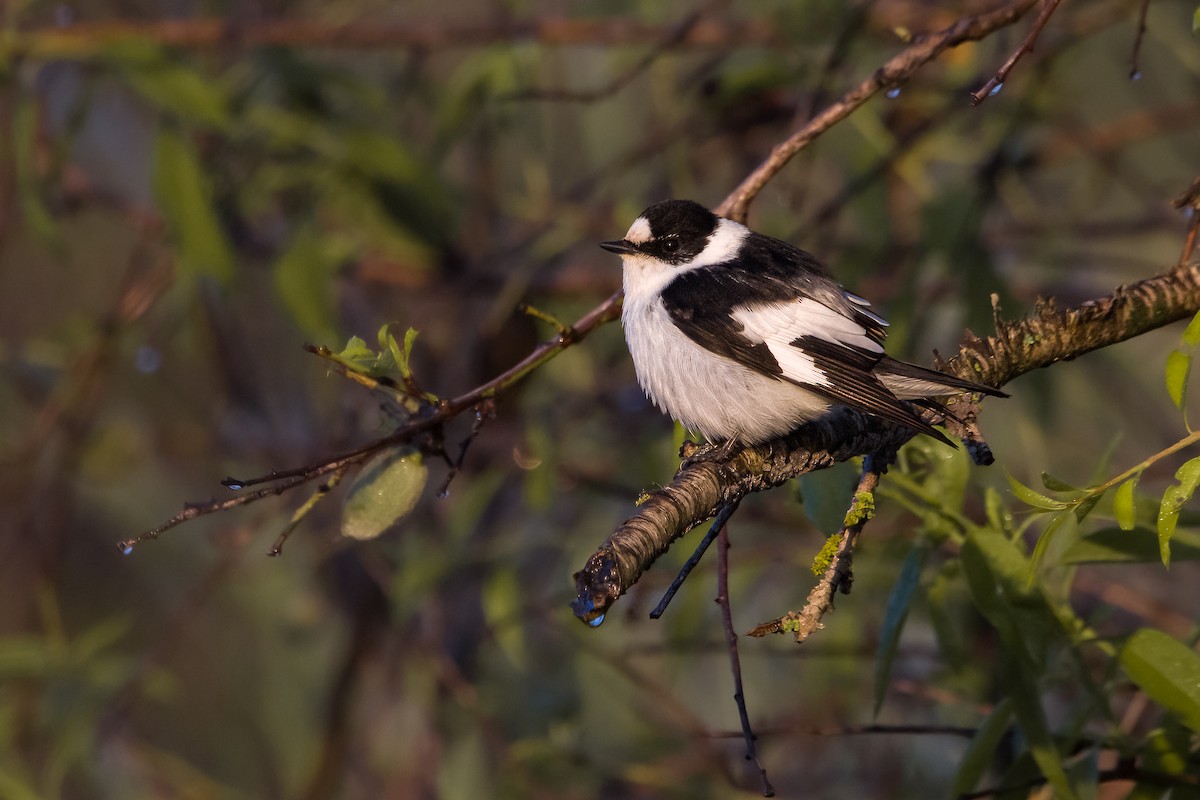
[716,0,1040,223]
[970,0,1065,105]
[122,291,622,551]
[572,256,1200,626]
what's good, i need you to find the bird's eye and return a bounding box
[661,238,679,253]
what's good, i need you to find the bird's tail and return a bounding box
[875,357,1008,400]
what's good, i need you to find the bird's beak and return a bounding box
[600,239,638,256]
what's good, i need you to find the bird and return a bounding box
[599,199,1006,449]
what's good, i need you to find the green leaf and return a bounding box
[341,448,428,541]
[960,527,1075,796]
[1157,456,1200,567]
[153,126,234,283]
[983,487,1012,534]
[1114,477,1138,531]
[381,325,420,378]
[1004,660,1077,800]
[1140,726,1190,777]
[105,41,232,129]
[1119,629,1200,733]
[1184,310,1200,347]
[1194,3,1200,35]
[1006,472,1069,511]
[873,547,925,716]
[1073,491,1102,522]
[951,699,1014,797]
[963,526,1040,610]
[272,224,342,344]
[1165,349,1190,410]
[333,335,374,367]
[925,566,967,669]
[1041,471,1079,492]
[1029,510,1074,576]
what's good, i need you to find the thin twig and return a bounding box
[1172,177,1200,266]
[649,499,740,619]
[1128,0,1152,80]
[970,0,1065,105]
[124,291,623,551]
[268,469,347,556]
[711,723,979,739]
[716,525,774,797]
[717,0,1039,222]
[12,17,778,58]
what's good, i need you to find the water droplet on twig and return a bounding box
[221,477,245,490]
[885,87,901,99]
[587,614,606,628]
[988,82,1004,97]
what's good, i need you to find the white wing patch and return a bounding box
[730,298,884,387]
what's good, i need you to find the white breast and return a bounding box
[621,290,832,443]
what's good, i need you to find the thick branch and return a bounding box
[572,258,1200,625]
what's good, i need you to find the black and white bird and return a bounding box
[600,199,1005,448]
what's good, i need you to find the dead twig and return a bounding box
[970,0,1065,105]
[717,0,1040,222]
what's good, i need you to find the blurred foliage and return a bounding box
[1,0,1200,797]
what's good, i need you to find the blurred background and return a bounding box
[1,1,1199,797]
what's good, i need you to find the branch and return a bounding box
[10,17,778,59]
[122,291,622,551]
[572,256,1200,625]
[715,0,1040,223]
[970,0,1064,105]
[746,458,889,643]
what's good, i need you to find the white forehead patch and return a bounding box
[624,216,652,244]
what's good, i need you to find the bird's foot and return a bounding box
[679,437,741,468]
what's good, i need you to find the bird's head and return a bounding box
[602,199,744,266]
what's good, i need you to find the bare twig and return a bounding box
[1172,177,1200,265]
[268,469,346,557]
[711,723,979,739]
[649,499,739,619]
[970,0,1065,105]
[716,0,1040,223]
[715,524,774,797]
[1128,0,1152,80]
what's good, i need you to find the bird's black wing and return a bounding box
[660,232,887,375]
[660,233,953,443]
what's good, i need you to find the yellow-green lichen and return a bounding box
[843,490,876,527]
[779,611,802,634]
[811,532,842,576]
